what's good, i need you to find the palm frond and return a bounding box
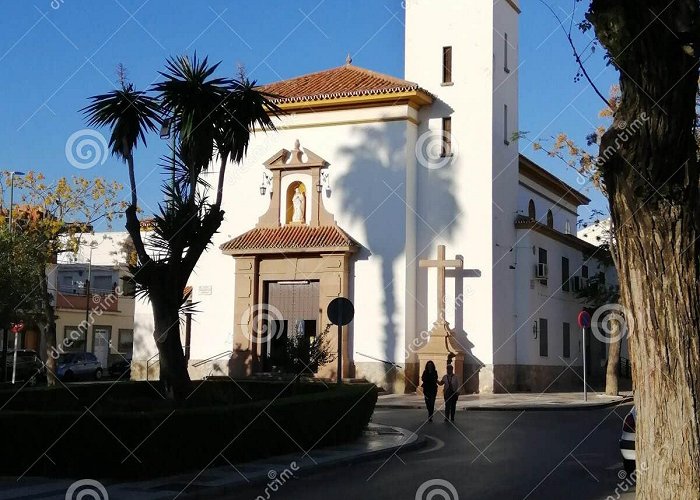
[81,83,162,160]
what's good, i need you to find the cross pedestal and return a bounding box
[416,245,467,394]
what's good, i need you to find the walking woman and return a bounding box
[421,360,439,422]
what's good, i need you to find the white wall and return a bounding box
[187,105,415,369]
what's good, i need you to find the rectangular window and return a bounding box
[563,322,571,358]
[539,318,549,357]
[442,46,452,84]
[562,257,570,292]
[63,326,86,352]
[441,117,452,156]
[118,329,134,354]
[504,104,510,145]
[582,264,589,279]
[538,247,548,285]
[504,33,510,73]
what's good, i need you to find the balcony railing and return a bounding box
[55,290,119,312]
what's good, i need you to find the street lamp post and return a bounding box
[8,171,25,232]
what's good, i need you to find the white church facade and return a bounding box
[130,0,617,393]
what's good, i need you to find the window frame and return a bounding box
[562,256,570,292]
[442,46,453,84]
[539,318,549,357]
[563,322,571,358]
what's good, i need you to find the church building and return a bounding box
[132,0,616,393]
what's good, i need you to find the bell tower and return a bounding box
[404,0,521,393]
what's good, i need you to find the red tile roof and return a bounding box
[260,64,425,104]
[220,225,359,255]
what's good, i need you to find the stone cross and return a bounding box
[419,244,463,324]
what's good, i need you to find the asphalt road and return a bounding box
[228,403,636,500]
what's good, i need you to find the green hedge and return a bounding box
[0,383,377,479]
[0,379,328,412]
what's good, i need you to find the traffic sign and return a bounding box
[327,297,354,326]
[577,310,591,329]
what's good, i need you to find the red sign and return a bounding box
[577,310,591,329]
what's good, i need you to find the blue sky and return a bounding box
[0,0,616,227]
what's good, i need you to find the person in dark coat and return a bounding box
[421,360,439,422]
[438,364,460,422]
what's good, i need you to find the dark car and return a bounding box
[3,350,45,385]
[56,352,103,381]
[108,357,131,378]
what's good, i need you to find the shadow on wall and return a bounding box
[447,264,484,394]
[335,123,460,392]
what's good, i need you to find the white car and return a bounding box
[620,406,636,474]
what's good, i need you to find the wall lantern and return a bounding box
[259,172,272,196]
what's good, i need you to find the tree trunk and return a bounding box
[588,1,700,497]
[605,319,620,396]
[151,293,190,400]
[39,266,57,386]
[127,154,137,208]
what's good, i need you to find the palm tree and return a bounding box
[82,56,278,399]
[82,83,161,206]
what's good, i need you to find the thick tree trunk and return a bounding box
[588,1,700,497]
[605,319,620,396]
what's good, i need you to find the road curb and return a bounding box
[179,425,426,499]
[375,396,634,412]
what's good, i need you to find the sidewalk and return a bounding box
[0,424,423,500]
[376,391,633,410]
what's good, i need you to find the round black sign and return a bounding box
[327,297,354,326]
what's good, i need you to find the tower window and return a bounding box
[504,33,510,73]
[503,104,510,145]
[528,199,536,219]
[547,210,554,228]
[441,117,452,156]
[442,46,452,84]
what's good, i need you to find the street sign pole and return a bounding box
[577,310,591,403]
[582,326,587,402]
[337,309,342,385]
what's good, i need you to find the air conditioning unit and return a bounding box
[573,276,587,292]
[534,263,548,279]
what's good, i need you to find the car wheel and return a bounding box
[95,368,103,380]
[623,459,636,476]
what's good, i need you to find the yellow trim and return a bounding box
[274,90,433,114]
[254,115,419,133]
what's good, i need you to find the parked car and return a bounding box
[56,352,103,381]
[3,350,45,385]
[620,406,636,474]
[108,356,131,378]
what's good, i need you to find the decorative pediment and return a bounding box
[263,140,329,170]
[256,140,335,229]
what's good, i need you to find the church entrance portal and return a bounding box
[263,280,320,372]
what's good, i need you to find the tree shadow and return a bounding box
[335,122,461,391]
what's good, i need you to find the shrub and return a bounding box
[0,382,377,479]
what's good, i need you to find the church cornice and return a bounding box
[271,90,433,114]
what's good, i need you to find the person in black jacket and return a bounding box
[421,360,439,422]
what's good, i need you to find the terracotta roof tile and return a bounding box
[220,225,359,254]
[260,64,425,104]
